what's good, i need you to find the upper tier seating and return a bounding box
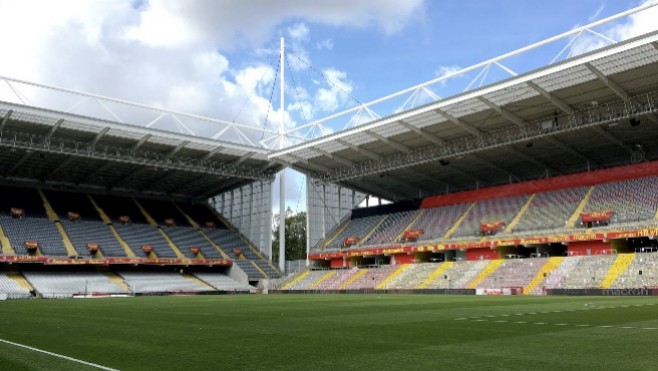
[139,199,190,227]
[326,215,385,250]
[451,195,529,238]
[514,187,589,232]
[114,223,176,258]
[61,220,125,257]
[164,226,222,259]
[23,271,127,298]
[205,228,257,260]
[233,261,266,280]
[364,210,418,245]
[0,216,67,256]
[412,204,471,241]
[584,176,658,226]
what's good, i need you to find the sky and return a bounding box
[0,0,656,214]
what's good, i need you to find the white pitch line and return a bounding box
[0,338,119,371]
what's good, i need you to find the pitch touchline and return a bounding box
[454,302,658,321]
[453,318,658,330]
[0,338,119,371]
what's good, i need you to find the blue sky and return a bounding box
[0,0,655,213]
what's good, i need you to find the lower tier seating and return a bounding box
[117,272,209,293]
[0,273,32,299]
[23,271,127,298]
[194,273,254,291]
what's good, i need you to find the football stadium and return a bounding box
[2,2,658,370]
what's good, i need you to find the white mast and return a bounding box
[278,37,286,272]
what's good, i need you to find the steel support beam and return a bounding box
[89,127,110,148]
[309,147,354,167]
[45,119,64,141]
[5,151,32,177]
[434,109,483,136]
[336,138,381,160]
[365,130,411,153]
[526,81,575,114]
[478,97,527,128]
[45,156,77,178]
[130,134,151,152]
[397,120,445,145]
[585,63,629,100]
[0,110,12,132]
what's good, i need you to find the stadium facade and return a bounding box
[2,3,658,297]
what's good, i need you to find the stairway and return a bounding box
[600,253,636,289]
[418,262,454,289]
[468,259,504,288]
[524,257,564,294]
[376,264,410,289]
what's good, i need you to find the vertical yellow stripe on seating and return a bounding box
[281,270,311,290]
[309,271,336,289]
[418,262,454,289]
[6,272,33,291]
[208,205,282,275]
[339,269,367,289]
[567,186,595,228]
[394,210,425,242]
[359,215,389,246]
[107,225,137,258]
[523,257,564,294]
[323,219,351,249]
[54,221,80,257]
[104,272,131,292]
[172,202,200,228]
[37,189,59,221]
[250,260,269,278]
[0,224,15,254]
[182,273,215,290]
[87,194,112,224]
[504,194,536,233]
[197,230,231,260]
[376,264,410,289]
[444,202,476,238]
[158,229,186,259]
[468,259,504,288]
[133,198,158,227]
[600,253,636,289]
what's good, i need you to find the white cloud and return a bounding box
[570,1,658,57]
[588,3,605,22]
[288,23,310,42]
[316,38,334,50]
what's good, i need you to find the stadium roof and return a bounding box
[0,101,281,201]
[270,31,658,201]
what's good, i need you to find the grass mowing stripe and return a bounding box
[0,338,119,371]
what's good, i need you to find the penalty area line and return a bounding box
[0,338,119,371]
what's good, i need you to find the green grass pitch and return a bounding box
[2,294,658,370]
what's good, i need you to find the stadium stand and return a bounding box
[513,187,589,232]
[0,272,32,299]
[451,195,529,238]
[363,210,418,245]
[193,273,254,292]
[582,176,658,227]
[23,271,128,298]
[324,215,386,250]
[411,204,472,241]
[117,271,210,293]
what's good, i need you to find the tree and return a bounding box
[272,208,307,261]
